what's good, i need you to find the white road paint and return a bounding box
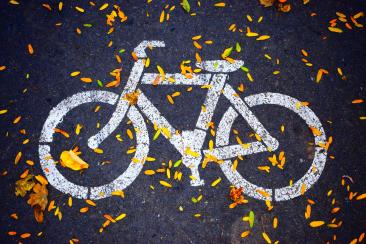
[141,73,211,86]
[244,93,327,201]
[39,40,327,201]
[39,91,149,200]
[87,41,166,150]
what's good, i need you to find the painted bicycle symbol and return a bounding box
[39,41,327,201]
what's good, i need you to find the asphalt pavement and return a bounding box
[0,0,366,243]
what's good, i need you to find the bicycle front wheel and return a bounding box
[216,92,327,201]
[39,90,149,200]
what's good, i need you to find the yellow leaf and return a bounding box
[75,6,85,12]
[99,3,109,10]
[192,35,202,40]
[127,129,134,139]
[159,180,172,188]
[70,71,80,77]
[115,213,126,221]
[256,35,270,41]
[211,177,222,187]
[273,217,278,229]
[262,232,272,243]
[309,220,325,227]
[157,65,165,81]
[75,123,83,135]
[241,230,250,238]
[93,148,103,154]
[328,27,343,33]
[60,150,89,171]
[68,197,72,207]
[0,109,8,114]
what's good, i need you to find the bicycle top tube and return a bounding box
[141,73,212,86]
[196,60,244,73]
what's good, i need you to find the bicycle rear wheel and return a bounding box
[216,92,327,201]
[39,90,149,200]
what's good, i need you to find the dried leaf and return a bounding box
[60,150,89,171]
[259,0,275,7]
[15,174,35,197]
[35,175,48,185]
[310,220,325,227]
[159,180,172,188]
[27,183,48,211]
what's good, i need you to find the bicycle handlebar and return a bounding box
[133,40,165,58]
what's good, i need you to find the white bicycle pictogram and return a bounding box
[39,41,327,201]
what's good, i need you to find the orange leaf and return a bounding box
[20,233,31,239]
[352,99,364,104]
[310,221,325,227]
[54,128,70,138]
[35,175,48,185]
[80,77,92,83]
[80,207,89,213]
[86,199,97,206]
[27,44,34,55]
[15,151,22,165]
[60,150,89,171]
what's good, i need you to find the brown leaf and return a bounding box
[15,174,35,197]
[27,183,48,211]
[259,0,275,7]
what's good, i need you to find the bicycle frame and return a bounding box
[88,41,279,186]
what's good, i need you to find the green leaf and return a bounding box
[119,49,126,54]
[173,159,182,168]
[181,0,190,13]
[235,42,241,52]
[97,79,103,87]
[249,211,254,228]
[83,23,93,27]
[240,66,249,72]
[222,47,233,58]
[191,197,197,203]
[153,129,161,140]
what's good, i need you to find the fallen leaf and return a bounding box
[60,150,89,171]
[310,220,325,227]
[181,0,190,13]
[15,174,35,197]
[259,0,275,7]
[27,183,48,210]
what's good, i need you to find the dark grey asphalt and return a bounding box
[0,0,366,243]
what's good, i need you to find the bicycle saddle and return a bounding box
[196,60,244,73]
